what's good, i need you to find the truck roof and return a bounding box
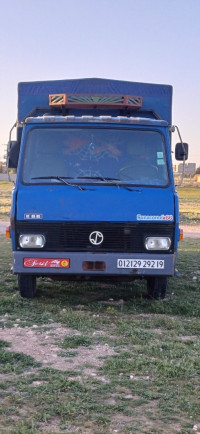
[18,77,172,124]
[25,115,168,127]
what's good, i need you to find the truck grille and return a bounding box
[15,221,175,253]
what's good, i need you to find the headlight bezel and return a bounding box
[19,234,46,249]
[145,236,171,251]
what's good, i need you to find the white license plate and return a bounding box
[117,259,165,269]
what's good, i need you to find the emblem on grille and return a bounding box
[89,231,104,245]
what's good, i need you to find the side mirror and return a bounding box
[7,140,20,168]
[175,142,189,161]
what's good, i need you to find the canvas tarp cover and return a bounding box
[18,77,172,124]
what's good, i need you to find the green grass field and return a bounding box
[0,236,199,433]
[178,186,200,223]
[0,182,13,220]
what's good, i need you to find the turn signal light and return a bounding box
[5,226,10,238]
[179,229,183,241]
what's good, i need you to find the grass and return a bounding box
[0,235,199,432]
[0,340,40,374]
[0,181,13,220]
[177,185,200,223]
[61,335,93,349]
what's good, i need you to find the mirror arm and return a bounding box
[7,122,17,184]
[172,125,186,187]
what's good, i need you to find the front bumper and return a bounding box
[13,251,176,277]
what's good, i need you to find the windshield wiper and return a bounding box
[77,176,120,183]
[31,176,86,191]
[77,176,133,191]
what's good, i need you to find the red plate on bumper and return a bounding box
[23,258,70,268]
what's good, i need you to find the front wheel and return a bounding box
[18,274,36,298]
[146,277,168,300]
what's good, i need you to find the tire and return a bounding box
[146,277,168,300]
[18,274,36,298]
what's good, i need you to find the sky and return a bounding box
[0,0,200,167]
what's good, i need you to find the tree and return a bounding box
[195,166,200,175]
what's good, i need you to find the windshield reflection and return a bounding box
[23,127,168,186]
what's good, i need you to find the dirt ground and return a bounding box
[0,321,115,379]
[179,224,200,238]
[0,221,8,234]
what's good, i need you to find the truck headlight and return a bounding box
[145,237,171,250]
[19,234,46,248]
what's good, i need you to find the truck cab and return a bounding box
[7,78,188,299]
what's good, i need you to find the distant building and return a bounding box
[177,163,196,176]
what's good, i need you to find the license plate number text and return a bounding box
[117,259,164,269]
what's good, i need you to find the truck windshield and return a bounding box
[22,127,168,186]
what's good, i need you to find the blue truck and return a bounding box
[7,78,188,299]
